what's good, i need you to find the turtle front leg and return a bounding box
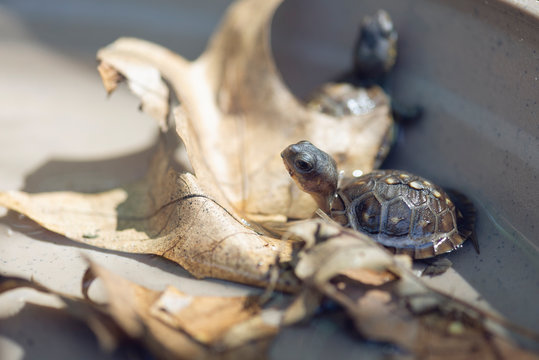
[420,257,453,276]
[391,100,423,124]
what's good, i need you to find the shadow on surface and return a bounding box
[0,302,150,360]
[22,131,187,194]
[0,0,234,64]
[1,131,201,280]
[0,210,193,281]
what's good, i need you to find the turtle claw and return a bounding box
[391,101,423,124]
[421,258,453,277]
[470,233,480,254]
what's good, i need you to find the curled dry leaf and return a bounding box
[85,261,280,358]
[97,0,393,220]
[149,285,279,347]
[0,144,296,290]
[97,57,170,131]
[0,0,391,291]
[0,262,283,359]
[288,220,539,359]
[0,274,127,353]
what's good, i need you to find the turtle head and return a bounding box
[281,141,338,213]
[354,9,398,81]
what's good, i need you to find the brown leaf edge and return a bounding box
[96,0,393,221]
[289,220,539,359]
[0,261,286,360]
[0,141,299,292]
[0,274,127,353]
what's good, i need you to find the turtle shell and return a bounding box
[306,83,395,167]
[330,170,474,259]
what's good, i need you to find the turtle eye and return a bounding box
[294,158,314,173]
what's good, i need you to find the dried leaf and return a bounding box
[0,262,282,359]
[86,262,279,358]
[345,279,538,360]
[97,62,125,94]
[0,145,296,290]
[149,286,260,345]
[289,220,539,359]
[0,274,128,353]
[216,309,281,350]
[291,222,409,285]
[281,288,324,326]
[339,267,397,286]
[97,0,393,220]
[97,52,170,131]
[0,0,392,291]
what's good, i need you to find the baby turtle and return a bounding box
[281,141,478,259]
[307,10,420,167]
[308,9,399,117]
[353,9,398,83]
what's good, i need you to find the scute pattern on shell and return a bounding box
[333,170,465,259]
